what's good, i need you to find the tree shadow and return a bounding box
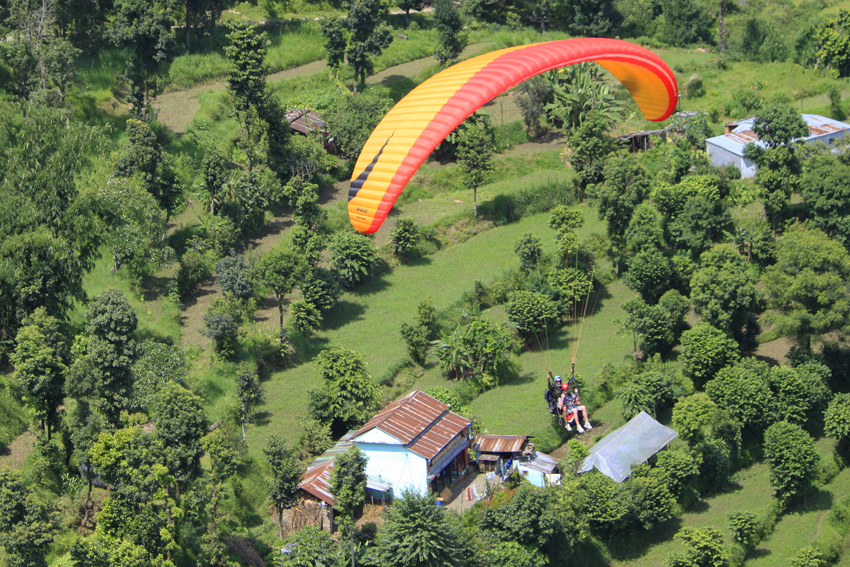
[322,300,367,331]
[253,411,272,427]
[179,283,217,310]
[748,547,771,560]
[789,487,834,514]
[378,75,417,102]
[606,516,685,562]
[139,275,173,302]
[352,273,392,296]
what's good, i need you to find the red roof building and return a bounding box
[298,391,473,504]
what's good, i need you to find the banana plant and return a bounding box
[543,62,625,132]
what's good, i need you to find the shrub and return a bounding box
[215,254,253,301]
[390,218,420,259]
[825,393,850,443]
[177,250,212,297]
[290,300,322,334]
[201,298,240,358]
[764,421,820,504]
[328,231,379,288]
[728,511,760,550]
[505,291,560,341]
[514,232,543,274]
[680,323,740,387]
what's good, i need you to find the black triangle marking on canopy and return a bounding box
[348,133,394,201]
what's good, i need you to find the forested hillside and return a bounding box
[1,0,850,566]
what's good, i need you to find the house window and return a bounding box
[829,138,835,145]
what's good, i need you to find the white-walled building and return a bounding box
[706,114,850,178]
[298,391,473,511]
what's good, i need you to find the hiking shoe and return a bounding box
[576,424,585,433]
[565,423,572,432]
[584,422,593,430]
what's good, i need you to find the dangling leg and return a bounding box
[562,408,572,431]
[573,409,584,433]
[579,405,592,429]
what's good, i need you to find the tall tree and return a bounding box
[800,155,850,249]
[344,0,393,93]
[80,288,139,426]
[434,0,467,67]
[457,118,495,217]
[154,381,208,496]
[762,226,850,351]
[201,427,241,566]
[690,244,758,341]
[254,246,309,348]
[11,308,66,438]
[369,489,469,567]
[308,348,382,435]
[0,105,105,344]
[113,119,182,217]
[764,421,820,505]
[330,445,368,533]
[565,111,616,198]
[595,152,650,274]
[99,178,171,278]
[235,364,263,442]
[5,0,79,101]
[744,105,809,230]
[224,20,270,173]
[0,470,58,567]
[264,435,301,540]
[111,0,176,121]
[397,0,423,27]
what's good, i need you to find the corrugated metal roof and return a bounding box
[478,454,500,462]
[519,451,559,474]
[354,391,471,460]
[706,114,850,157]
[299,459,334,505]
[299,456,392,505]
[286,109,325,135]
[475,434,527,454]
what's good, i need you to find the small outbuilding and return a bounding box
[474,434,527,475]
[706,114,850,178]
[580,411,677,483]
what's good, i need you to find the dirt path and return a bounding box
[156,41,494,135]
[0,430,34,470]
[155,59,328,134]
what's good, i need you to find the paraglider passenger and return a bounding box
[558,387,592,433]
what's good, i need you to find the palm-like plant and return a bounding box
[544,63,625,131]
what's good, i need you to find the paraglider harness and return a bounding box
[544,363,580,426]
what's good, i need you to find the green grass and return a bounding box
[246,210,579,455]
[71,247,182,346]
[0,378,28,451]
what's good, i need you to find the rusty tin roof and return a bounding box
[354,391,471,460]
[475,434,528,454]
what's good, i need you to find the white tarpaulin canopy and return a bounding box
[580,411,678,483]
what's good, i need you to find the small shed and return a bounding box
[474,434,527,474]
[286,109,326,136]
[580,411,677,483]
[516,451,560,488]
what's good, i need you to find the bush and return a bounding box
[177,250,212,297]
[728,511,760,550]
[328,231,379,288]
[505,291,560,341]
[215,254,253,301]
[680,323,740,387]
[201,298,240,358]
[390,218,420,259]
[764,421,820,504]
[290,300,322,334]
[825,393,850,443]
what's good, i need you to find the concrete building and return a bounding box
[298,390,473,516]
[706,114,850,178]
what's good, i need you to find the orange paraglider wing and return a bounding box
[348,38,678,233]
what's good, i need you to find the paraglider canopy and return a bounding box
[348,38,679,234]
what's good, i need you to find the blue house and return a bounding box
[299,391,473,509]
